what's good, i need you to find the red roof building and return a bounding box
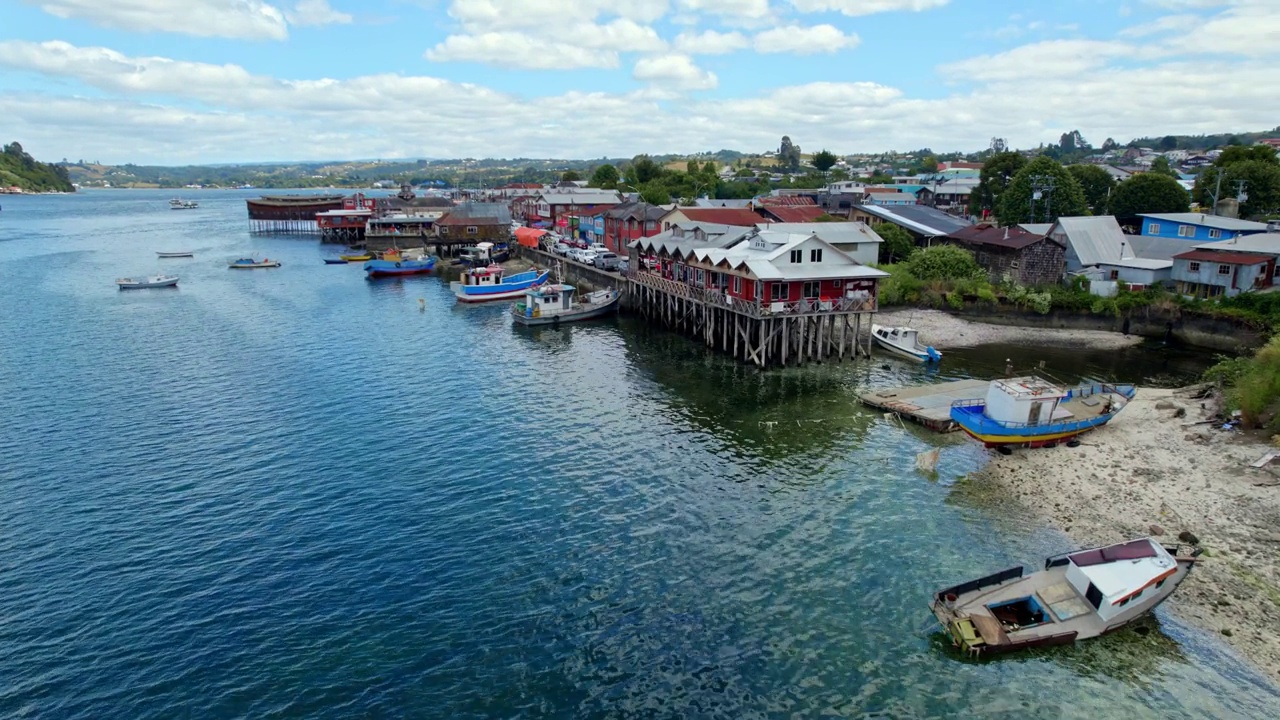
[756,195,817,207]
[660,207,765,229]
[1171,249,1276,298]
[759,205,828,223]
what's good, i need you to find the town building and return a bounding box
[752,222,884,266]
[522,189,622,226]
[941,225,1066,287]
[1050,216,1173,292]
[1171,249,1275,298]
[1138,213,1271,243]
[435,202,512,246]
[851,204,973,243]
[602,201,668,253]
[659,207,763,230]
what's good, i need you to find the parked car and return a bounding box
[552,242,572,256]
[593,252,621,271]
[575,250,600,265]
[587,243,608,254]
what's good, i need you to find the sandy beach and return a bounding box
[972,387,1280,681]
[876,308,1142,350]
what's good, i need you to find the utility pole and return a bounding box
[1029,175,1055,223]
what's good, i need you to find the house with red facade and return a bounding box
[659,206,763,230]
[602,201,668,253]
[529,190,622,227]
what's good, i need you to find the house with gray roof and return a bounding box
[851,204,972,241]
[1049,216,1173,291]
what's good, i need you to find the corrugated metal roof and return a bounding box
[948,224,1054,250]
[856,205,972,236]
[1054,216,1127,266]
[1193,234,1280,255]
[674,208,765,226]
[1139,213,1270,232]
[757,222,883,245]
[757,195,816,206]
[761,206,827,223]
[1125,234,1194,262]
[1172,250,1272,264]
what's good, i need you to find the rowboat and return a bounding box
[323,258,348,264]
[340,253,373,262]
[451,264,549,303]
[512,284,619,326]
[931,537,1200,657]
[950,377,1136,449]
[363,250,437,278]
[156,251,195,258]
[871,324,941,362]
[228,257,281,269]
[117,275,179,289]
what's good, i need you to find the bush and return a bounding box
[1211,337,1280,428]
[1026,291,1052,315]
[905,245,983,282]
[877,264,922,306]
[947,291,965,310]
[976,287,998,306]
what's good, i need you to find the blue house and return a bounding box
[1138,213,1270,242]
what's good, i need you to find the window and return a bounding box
[1188,261,1201,273]
[1119,597,1130,607]
[1178,225,1194,237]
[1010,260,1020,270]
[1218,264,1232,275]
[440,226,449,234]
[1156,578,1166,589]
[466,226,478,235]
[1208,229,1222,239]
[832,279,843,288]
[1147,223,1159,235]
[770,282,786,301]
[810,248,823,262]
[1109,270,1119,280]
[732,276,742,294]
[803,281,820,298]
[789,249,803,263]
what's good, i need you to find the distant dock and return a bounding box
[859,379,990,432]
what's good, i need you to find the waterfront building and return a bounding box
[941,225,1066,287]
[246,193,346,234]
[435,202,513,248]
[851,204,973,243]
[602,201,667,254]
[1171,249,1275,298]
[659,207,762,231]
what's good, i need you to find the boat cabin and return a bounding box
[1054,538,1177,622]
[461,264,505,287]
[984,377,1069,427]
[521,284,576,316]
[459,242,499,264]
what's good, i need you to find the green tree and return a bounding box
[969,151,1027,218]
[1157,135,1178,151]
[905,245,982,281]
[917,154,939,174]
[1109,173,1190,220]
[626,155,663,184]
[1149,156,1179,178]
[1215,145,1279,168]
[702,160,717,176]
[995,155,1089,225]
[828,168,850,182]
[589,163,619,189]
[560,170,582,182]
[1068,164,1116,215]
[778,136,801,173]
[875,223,917,264]
[811,149,838,173]
[639,183,670,205]
[686,160,701,175]
[1195,161,1280,217]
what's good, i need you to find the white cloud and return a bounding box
[939,40,1156,82]
[673,30,749,55]
[426,18,666,69]
[753,25,859,54]
[284,0,351,26]
[632,54,718,90]
[677,0,771,19]
[788,0,949,16]
[1119,14,1201,36]
[24,0,291,40]
[1178,3,1280,55]
[445,0,670,31]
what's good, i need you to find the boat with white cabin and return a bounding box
[451,264,549,303]
[871,324,941,362]
[117,275,179,289]
[228,257,281,269]
[511,284,620,326]
[169,199,199,209]
[950,376,1136,448]
[931,537,1200,657]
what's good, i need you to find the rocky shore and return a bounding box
[972,387,1280,681]
[876,308,1143,350]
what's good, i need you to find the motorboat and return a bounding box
[363,249,437,278]
[453,241,511,267]
[871,324,941,362]
[117,275,179,289]
[451,264,549,303]
[156,251,195,258]
[169,199,199,209]
[339,253,374,262]
[931,537,1200,657]
[950,377,1136,448]
[511,284,620,326]
[228,257,281,269]
[323,258,348,265]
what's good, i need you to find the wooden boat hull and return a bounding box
[156,252,194,258]
[950,383,1136,448]
[228,262,281,269]
[512,292,620,326]
[340,254,373,261]
[364,257,436,278]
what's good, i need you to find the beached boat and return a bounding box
[950,377,1136,449]
[511,284,620,326]
[156,251,195,258]
[363,249,437,278]
[453,241,511,267]
[228,257,281,269]
[117,275,179,289]
[323,258,348,265]
[340,253,373,262]
[871,324,941,362]
[930,537,1201,658]
[451,264,550,303]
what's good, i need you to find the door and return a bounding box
[1028,401,1043,426]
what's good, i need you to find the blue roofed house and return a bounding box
[1138,213,1270,243]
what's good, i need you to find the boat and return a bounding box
[228,257,281,269]
[117,275,179,289]
[323,258,348,265]
[871,324,941,362]
[339,253,374,262]
[950,377,1136,448]
[454,241,511,267]
[451,264,550,303]
[169,199,199,209]
[363,249,437,278]
[156,251,195,258]
[512,284,620,326]
[930,537,1201,658]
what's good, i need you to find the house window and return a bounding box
[440,226,449,234]
[802,281,820,298]
[1219,264,1231,275]
[1147,223,1159,235]
[1178,225,1194,237]
[832,280,843,288]
[770,282,786,301]
[466,226,478,234]
[810,248,823,262]
[1208,229,1222,239]
[696,269,705,285]
[732,276,742,294]
[1109,270,1119,280]
[1010,260,1020,270]
[790,249,803,263]
[1188,261,1201,273]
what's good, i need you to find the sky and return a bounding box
[0,0,1277,165]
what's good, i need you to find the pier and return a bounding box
[859,379,990,432]
[247,194,346,235]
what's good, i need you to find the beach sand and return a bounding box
[971,387,1280,681]
[876,308,1142,350]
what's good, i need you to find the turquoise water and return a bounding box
[0,190,1276,719]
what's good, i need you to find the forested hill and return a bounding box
[0,142,74,192]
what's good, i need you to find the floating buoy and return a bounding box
[418,297,426,311]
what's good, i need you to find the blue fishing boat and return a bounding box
[451,264,549,303]
[364,249,437,278]
[950,377,1137,449]
[323,258,348,265]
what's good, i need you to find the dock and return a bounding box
[859,379,990,432]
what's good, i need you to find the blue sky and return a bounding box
[0,0,1276,164]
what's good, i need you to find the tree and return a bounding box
[1158,135,1178,151]
[905,245,982,281]
[1109,173,1190,221]
[1197,150,1280,217]
[1148,156,1179,179]
[702,160,717,176]
[559,170,582,183]
[811,149,838,173]
[589,163,619,189]
[1215,144,1279,168]
[875,223,917,264]
[625,155,663,184]
[990,137,1008,154]
[686,160,701,175]
[778,136,801,173]
[1101,138,1119,152]
[995,155,1089,225]
[639,183,670,205]
[1068,164,1116,215]
[917,154,939,174]
[969,151,1027,217]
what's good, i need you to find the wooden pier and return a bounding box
[859,379,990,432]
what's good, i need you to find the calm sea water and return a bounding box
[0,190,1275,719]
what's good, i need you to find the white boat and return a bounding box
[169,199,198,209]
[156,251,195,258]
[931,537,1201,657]
[871,323,941,362]
[511,284,620,326]
[228,257,281,269]
[117,275,179,289]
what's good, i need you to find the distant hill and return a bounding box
[0,142,74,192]
[1129,127,1280,152]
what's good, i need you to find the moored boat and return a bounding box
[949,376,1136,448]
[340,253,374,262]
[511,284,620,326]
[363,249,437,278]
[871,323,941,362]
[930,537,1201,657]
[228,257,281,269]
[156,251,195,258]
[117,275,179,289]
[169,199,199,209]
[454,241,511,267]
[451,264,549,303]
[323,258,348,264]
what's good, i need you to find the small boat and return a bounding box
[451,264,550,303]
[323,258,348,265]
[950,377,1136,449]
[117,275,179,289]
[512,284,620,326]
[169,199,199,209]
[156,251,195,258]
[363,249,437,278]
[930,537,1201,658]
[340,253,373,262]
[454,241,511,267]
[871,324,941,362]
[228,257,281,269]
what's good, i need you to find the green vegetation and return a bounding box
[1205,336,1280,428]
[810,149,838,173]
[995,155,1089,225]
[1193,144,1280,218]
[1067,164,1116,215]
[0,142,74,192]
[1109,172,1190,221]
[875,223,916,264]
[968,151,1027,218]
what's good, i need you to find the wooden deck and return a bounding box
[859,379,990,432]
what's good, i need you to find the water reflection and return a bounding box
[943,340,1218,388]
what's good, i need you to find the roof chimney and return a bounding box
[1003,228,1009,240]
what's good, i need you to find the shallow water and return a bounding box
[0,189,1276,719]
